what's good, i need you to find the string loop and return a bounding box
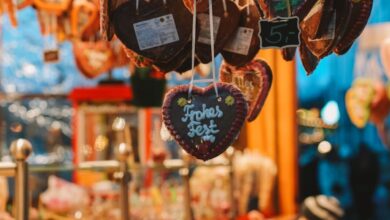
[188,0,219,99]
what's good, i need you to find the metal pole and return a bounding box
[10,139,32,220]
[226,147,236,220]
[180,167,192,220]
[117,143,131,220]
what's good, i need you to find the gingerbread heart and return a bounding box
[111,0,193,65]
[220,59,272,122]
[71,0,99,39]
[299,39,319,75]
[73,41,114,78]
[333,0,373,55]
[195,0,240,63]
[221,4,261,67]
[345,79,375,128]
[162,83,247,160]
[370,81,390,126]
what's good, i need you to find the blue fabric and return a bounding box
[1,8,129,93]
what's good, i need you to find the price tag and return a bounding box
[43,49,60,63]
[259,16,300,49]
[133,14,180,50]
[197,14,221,45]
[223,27,254,55]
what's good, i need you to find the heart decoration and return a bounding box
[111,0,193,65]
[345,78,375,128]
[299,39,319,75]
[73,40,114,78]
[299,0,334,40]
[301,0,352,59]
[162,83,248,160]
[221,4,261,67]
[333,0,373,55]
[220,59,272,122]
[71,0,99,39]
[195,0,240,63]
[370,81,390,126]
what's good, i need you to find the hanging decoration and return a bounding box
[221,3,261,67]
[220,59,272,122]
[111,0,194,73]
[162,0,247,160]
[162,83,247,160]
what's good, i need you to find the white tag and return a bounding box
[133,14,180,50]
[223,27,254,55]
[197,14,221,45]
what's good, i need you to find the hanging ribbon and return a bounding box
[188,0,219,99]
[285,0,292,17]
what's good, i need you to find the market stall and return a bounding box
[1,0,388,219]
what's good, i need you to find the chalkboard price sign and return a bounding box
[259,16,301,49]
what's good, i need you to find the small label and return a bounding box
[223,27,254,55]
[197,14,221,45]
[133,14,180,50]
[43,50,59,62]
[259,16,300,49]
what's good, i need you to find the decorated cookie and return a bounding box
[220,59,272,122]
[111,0,193,64]
[345,79,375,128]
[73,40,114,78]
[162,83,247,160]
[333,0,373,55]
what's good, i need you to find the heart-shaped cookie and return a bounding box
[73,41,114,78]
[333,0,373,55]
[71,0,99,39]
[111,0,193,64]
[345,79,375,128]
[195,0,240,63]
[302,0,351,58]
[370,81,390,126]
[220,59,272,122]
[162,83,247,160]
[100,0,127,40]
[221,4,261,67]
[299,38,319,74]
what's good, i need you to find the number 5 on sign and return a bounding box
[259,16,301,49]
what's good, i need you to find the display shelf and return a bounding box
[11,158,231,173]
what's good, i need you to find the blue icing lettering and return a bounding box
[180,103,223,143]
